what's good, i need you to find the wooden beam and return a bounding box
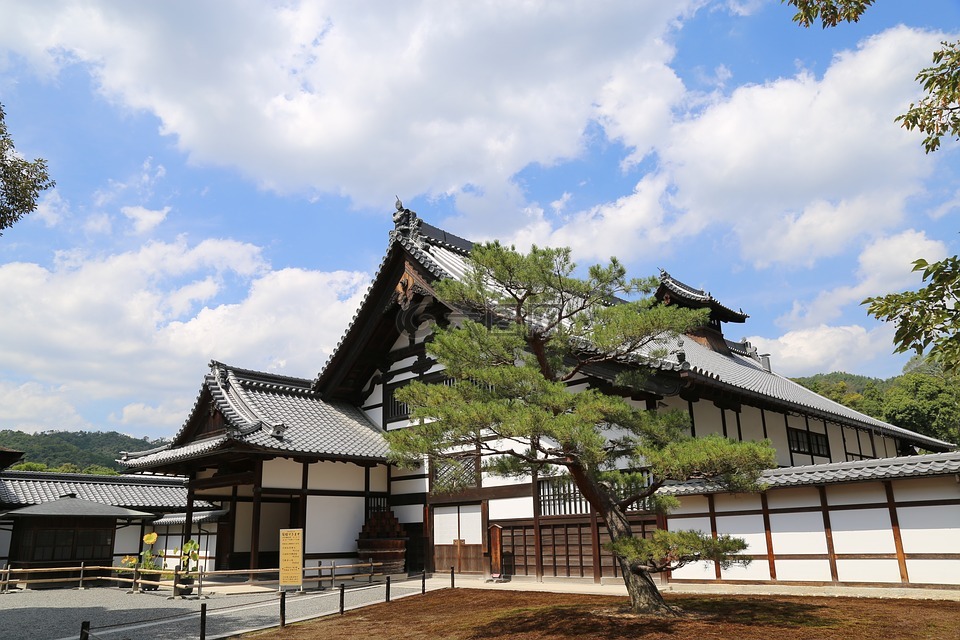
[760,493,776,580]
[707,494,721,580]
[193,471,256,489]
[884,481,909,583]
[818,486,839,582]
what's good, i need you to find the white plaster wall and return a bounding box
[259,502,289,552]
[305,496,365,554]
[774,559,832,581]
[482,473,531,488]
[892,476,960,502]
[715,514,767,556]
[739,405,766,442]
[671,495,709,516]
[769,512,827,554]
[906,559,960,585]
[113,524,141,556]
[720,560,770,581]
[433,504,482,544]
[670,516,711,536]
[766,487,819,509]
[392,504,425,524]
[714,493,761,512]
[459,504,482,544]
[364,406,383,428]
[827,482,886,506]
[433,506,460,544]
[670,560,715,580]
[829,509,895,554]
[369,465,388,492]
[764,410,791,466]
[826,423,846,463]
[365,381,383,406]
[308,461,366,491]
[857,430,874,457]
[392,462,426,477]
[836,559,901,583]
[263,458,302,490]
[489,497,534,520]
[691,401,722,437]
[898,505,960,553]
[391,477,428,495]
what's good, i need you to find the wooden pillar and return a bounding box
[300,462,309,538]
[424,504,434,573]
[590,509,602,584]
[884,481,909,583]
[251,459,262,571]
[760,408,768,439]
[760,493,776,580]
[531,470,543,581]
[182,471,196,553]
[707,494,721,580]
[687,400,697,437]
[818,486,838,582]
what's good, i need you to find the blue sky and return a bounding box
[0,1,958,439]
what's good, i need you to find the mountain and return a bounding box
[0,430,167,472]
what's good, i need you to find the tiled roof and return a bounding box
[0,471,211,510]
[124,362,389,470]
[658,269,748,322]
[659,450,960,495]
[316,208,953,453]
[152,508,229,526]
[646,334,953,451]
[2,495,155,519]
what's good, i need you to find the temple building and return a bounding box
[111,207,957,588]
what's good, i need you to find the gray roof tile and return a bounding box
[0,471,212,510]
[124,362,389,470]
[659,450,960,495]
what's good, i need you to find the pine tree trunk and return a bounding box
[603,504,679,616]
[567,464,678,616]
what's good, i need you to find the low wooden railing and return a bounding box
[0,559,386,595]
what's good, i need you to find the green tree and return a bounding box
[0,103,55,235]
[786,1,960,153]
[880,358,960,445]
[9,461,49,472]
[386,243,776,615]
[864,256,960,372]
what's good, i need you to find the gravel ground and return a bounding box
[0,580,433,640]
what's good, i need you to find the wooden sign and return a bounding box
[279,528,303,587]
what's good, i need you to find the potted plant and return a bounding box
[174,539,200,596]
[117,532,163,590]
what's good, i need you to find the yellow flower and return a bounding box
[143,532,158,545]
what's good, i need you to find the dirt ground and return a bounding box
[243,588,960,640]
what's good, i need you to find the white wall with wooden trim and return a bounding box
[665,474,960,587]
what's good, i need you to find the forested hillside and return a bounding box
[0,430,166,473]
[791,357,959,447]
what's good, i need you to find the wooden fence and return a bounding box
[0,559,387,595]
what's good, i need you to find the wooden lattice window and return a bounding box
[787,426,829,458]
[433,456,479,491]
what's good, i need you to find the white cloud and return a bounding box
[122,205,170,234]
[746,324,896,377]
[780,230,948,328]
[0,1,696,221]
[658,26,944,267]
[0,381,90,432]
[33,191,69,227]
[0,238,370,432]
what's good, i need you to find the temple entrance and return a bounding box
[432,504,483,574]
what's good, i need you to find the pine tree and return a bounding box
[386,243,776,615]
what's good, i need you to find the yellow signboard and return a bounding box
[279,528,303,587]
